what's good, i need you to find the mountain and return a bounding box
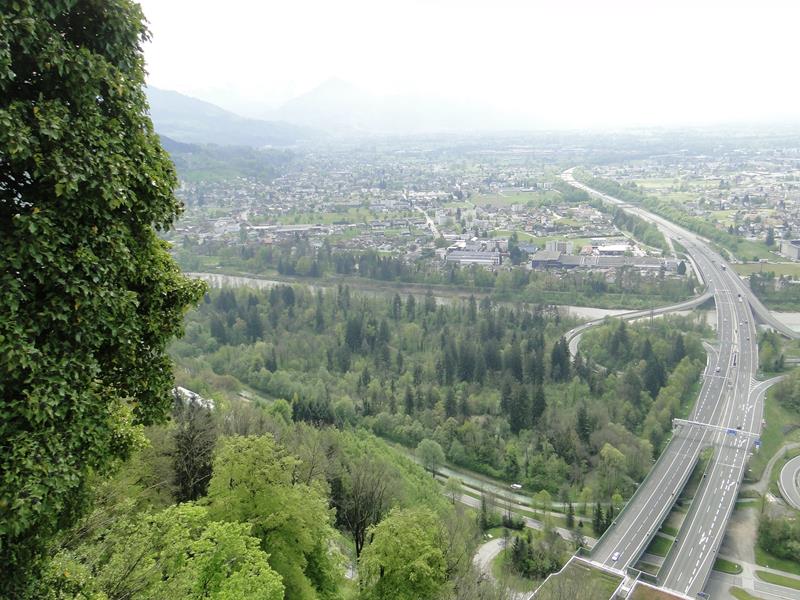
[267,78,537,135]
[146,87,316,147]
[271,78,377,133]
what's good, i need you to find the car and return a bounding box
[510,483,522,490]
[715,366,721,373]
[611,551,620,562]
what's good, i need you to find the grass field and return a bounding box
[768,447,800,497]
[756,570,800,590]
[659,523,679,537]
[535,559,622,600]
[473,190,565,208]
[745,391,800,482]
[630,582,685,599]
[491,548,541,593]
[735,240,777,262]
[730,587,763,600]
[645,534,673,557]
[734,262,800,277]
[755,546,800,576]
[714,557,743,574]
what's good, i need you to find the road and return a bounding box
[564,289,714,358]
[414,205,441,238]
[561,169,796,599]
[779,454,800,511]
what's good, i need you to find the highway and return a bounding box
[561,169,797,599]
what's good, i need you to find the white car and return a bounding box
[611,551,620,562]
[510,483,522,490]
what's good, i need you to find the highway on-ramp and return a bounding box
[779,454,800,511]
[561,169,796,599]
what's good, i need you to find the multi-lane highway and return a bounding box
[561,169,797,598]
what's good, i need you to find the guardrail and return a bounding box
[587,428,704,566]
[656,446,718,583]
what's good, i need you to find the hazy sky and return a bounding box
[138,0,800,129]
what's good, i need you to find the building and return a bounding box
[545,240,574,254]
[533,253,678,272]
[597,243,630,256]
[445,251,501,266]
[780,239,800,260]
[530,250,564,269]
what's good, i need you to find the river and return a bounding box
[185,272,636,320]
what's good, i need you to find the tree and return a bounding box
[358,508,447,600]
[417,439,445,476]
[444,477,462,505]
[172,396,218,503]
[207,435,341,600]
[334,456,393,557]
[566,502,575,529]
[766,227,775,247]
[676,260,687,275]
[0,2,206,591]
[36,504,285,600]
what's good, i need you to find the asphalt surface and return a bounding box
[561,170,795,599]
[779,455,800,511]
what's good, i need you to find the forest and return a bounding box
[33,403,507,600]
[171,285,707,505]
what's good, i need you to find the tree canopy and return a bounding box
[0,1,205,591]
[207,435,341,600]
[358,508,448,600]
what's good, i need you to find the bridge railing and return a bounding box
[587,426,703,564]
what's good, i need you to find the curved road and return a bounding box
[779,454,800,511]
[561,170,788,599]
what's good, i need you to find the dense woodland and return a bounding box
[171,285,707,505]
[34,403,511,600]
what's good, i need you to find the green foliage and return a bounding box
[33,503,284,600]
[358,508,448,600]
[771,368,800,414]
[750,272,800,311]
[172,285,704,505]
[578,175,758,261]
[207,435,341,600]
[508,528,570,579]
[0,1,206,590]
[758,515,800,564]
[758,330,785,373]
[580,315,706,451]
[417,438,446,475]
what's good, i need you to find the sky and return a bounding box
[138,0,800,129]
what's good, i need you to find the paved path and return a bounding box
[779,453,800,511]
[743,442,800,496]
[472,538,531,600]
[474,537,505,575]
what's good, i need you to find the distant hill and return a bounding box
[158,135,294,182]
[146,87,316,147]
[267,78,536,135]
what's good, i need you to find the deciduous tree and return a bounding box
[0,1,205,590]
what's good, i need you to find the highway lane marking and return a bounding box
[574,178,768,596]
[662,286,747,590]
